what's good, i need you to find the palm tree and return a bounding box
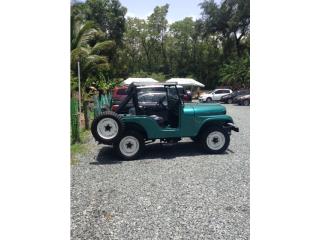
[71,9,116,91]
[71,7,116,129]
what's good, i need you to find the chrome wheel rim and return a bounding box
[119,136,139,157]
[206,131,225,150]
[97,118,119,140]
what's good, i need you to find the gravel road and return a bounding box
[71,104,250,240]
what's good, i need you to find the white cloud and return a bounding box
[191,14,201,20]
[125,12,136,18]
[125,11,153,20]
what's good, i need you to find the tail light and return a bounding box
[111,105,119,112]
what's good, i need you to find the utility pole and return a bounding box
[77,61,81,128]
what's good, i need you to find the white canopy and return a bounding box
[123,77,158,85]
[166,78,205,87]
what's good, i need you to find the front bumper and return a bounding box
[223,123,239,133]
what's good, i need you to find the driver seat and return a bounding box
[149,115,165,127]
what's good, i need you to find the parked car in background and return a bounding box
[199,89,233,102]
[233,93,248,104]
[237,94,250,106]
[112,86,128,105]
[183,89,192,102]
[220,89,250,104]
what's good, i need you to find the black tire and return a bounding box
[206,97,213,103]
[114,131,145,160]
[227,98,233,104]
[91,111,124,144]
[243,99,250,106]
[200,125,230,154]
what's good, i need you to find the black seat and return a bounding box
[149,115,165,127]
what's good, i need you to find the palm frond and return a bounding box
[70,47,90,70]
[90,41,116,55]
[71,21,98,50]
[82,55,108,73]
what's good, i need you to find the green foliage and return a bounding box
[131,71,167,82]
[71,21,98,50]
[218,54,250,88]
[95,78,122,90]
[200,0,250,57]
[149,73,166,82]
[86,0,127,45]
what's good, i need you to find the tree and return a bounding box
[70,39,115,91]
[200,0,250,57]
[147,4,170,73]
[168,17,195,77]
[71,20,100,50]
[218,53,250,88]
[86,0,127,45]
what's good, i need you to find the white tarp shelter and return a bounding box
[123,77,158,85]
[166,78,205,87]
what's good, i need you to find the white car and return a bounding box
[199,89,233,102]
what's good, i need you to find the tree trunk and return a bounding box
[234,31,245,57]
[141,39,152,71]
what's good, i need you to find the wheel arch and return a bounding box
[197,118,233,136]
[124,122,148,140]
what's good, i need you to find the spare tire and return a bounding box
[91,111,124,144]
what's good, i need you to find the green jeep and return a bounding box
[91,82,239,160]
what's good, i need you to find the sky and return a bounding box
[120,0,205,23]
[76,0,222,23]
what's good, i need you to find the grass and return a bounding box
[71,129,91,165]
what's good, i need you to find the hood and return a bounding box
[185,103,226,116]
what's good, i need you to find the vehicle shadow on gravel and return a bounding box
[92,141,231,165]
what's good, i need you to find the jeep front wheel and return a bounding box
[206,97,212,103]
[114,131,145,160]
[91,111,124,144]
[200,126,230,154]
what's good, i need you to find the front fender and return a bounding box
[196,115,234,135]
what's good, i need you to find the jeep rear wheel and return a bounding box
[227,98,233,104]
[114,131,145,160]
[91,111,124,144]
[200,126,230,154]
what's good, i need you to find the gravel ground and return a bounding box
[71,104,250,240]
